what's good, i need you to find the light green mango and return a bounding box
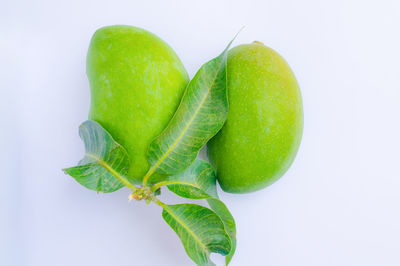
[207,42,303,193]
[87,25,189,184]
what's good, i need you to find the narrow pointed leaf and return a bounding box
[162,203,231,266]
[147,40,234,176]
[63,120,130,193]
[166,160,237,265]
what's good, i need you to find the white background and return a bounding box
[1,0,400,265]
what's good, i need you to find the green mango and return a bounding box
[87,25,189,184]
[207,42,303,193]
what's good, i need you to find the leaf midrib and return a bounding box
[85,152,134,190]
[163,205,210,256]
[86,153,118,176]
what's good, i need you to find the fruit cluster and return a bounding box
[64,25,303,265]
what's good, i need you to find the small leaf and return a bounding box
[167,159,218,199]
[161,203,231,266]
[166,160,237,265]
[63,120,130,193]
[146,39,235,177]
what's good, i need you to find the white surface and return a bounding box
[2,0,400,265]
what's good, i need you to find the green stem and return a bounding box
[142,168,155,187]
[151,180,199,192]
[152,196,167,208]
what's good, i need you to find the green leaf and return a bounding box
[207,199,236,265]
[146,39,234,179]
[167,159,218,199]
[63,120,132,193]
[165,160,237,265]
[161,203,231,266]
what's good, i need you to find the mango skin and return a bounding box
[87,25,189,184]
[207,42,303,193]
